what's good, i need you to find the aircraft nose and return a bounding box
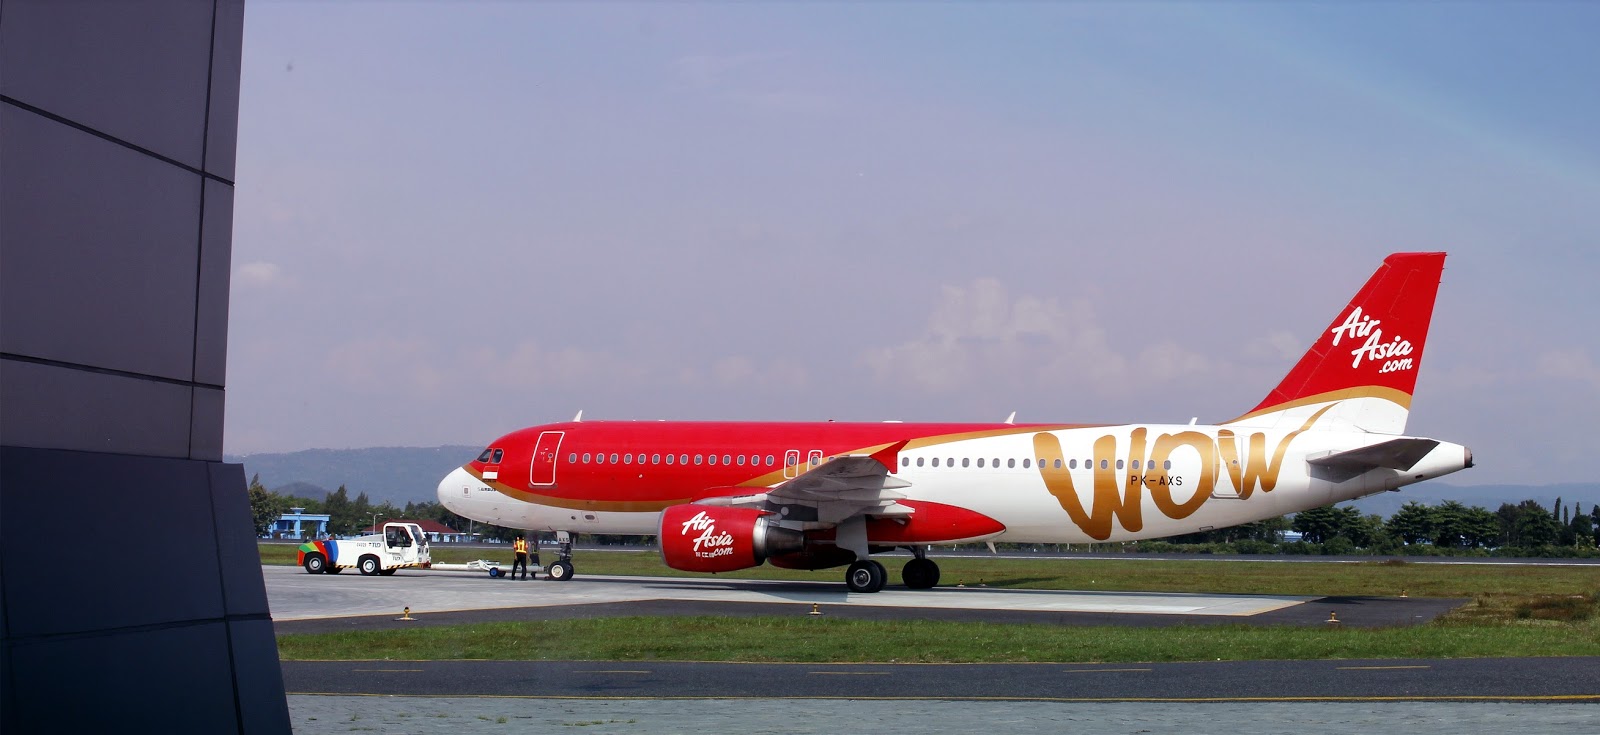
[438,466,485,508]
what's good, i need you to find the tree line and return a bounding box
[250,476,1599,557]
[247,475,524,541]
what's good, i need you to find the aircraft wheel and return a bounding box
[303,553,326,574]
[846,560,886,593]
[359,556,381,576]
[902,558,940,589]
[547,561,575,581]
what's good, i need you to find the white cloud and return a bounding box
[236,261,284,287]
[863,278,1214,395]
[1537,349,1600,392]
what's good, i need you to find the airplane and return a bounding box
[437,252,1472,592]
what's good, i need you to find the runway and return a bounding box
[267,564,1599,722]
[265,564,1459,633]
[283,657,1600,701]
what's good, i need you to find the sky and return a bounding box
[226,2,1600,485]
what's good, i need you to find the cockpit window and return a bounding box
[476,448,494,463]
[492,449,504,464]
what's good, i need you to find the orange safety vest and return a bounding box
[514,538,528,554]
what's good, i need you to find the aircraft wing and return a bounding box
[1308,438,1441,473]
[695,441,912,525]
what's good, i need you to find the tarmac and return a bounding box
[267,565,1599,733]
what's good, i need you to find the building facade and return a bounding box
[1,2,290,731]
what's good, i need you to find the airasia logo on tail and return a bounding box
[1330,307,1414,373]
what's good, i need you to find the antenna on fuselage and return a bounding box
[1004,411,1016,425]
[573,410,583,422]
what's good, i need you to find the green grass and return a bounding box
[261,543,1598,597]
[270,543,1600,663]
[277,612,1600,663]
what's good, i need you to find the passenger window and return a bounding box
[766,455,775,466]
[1116,459,1124,470]
[723,454,732,465]
[1132,460,1141,470]
[708,454,718,466]
[695,455,704,465]
[916,457,925,467]
[901,457,910,467]
[976,458,985,468]
[946,458,954,467]
[568,453,576,463]
[653,453,661,464]
[492,449,504,463]
[582,453,591,463]
[1023,459,1031,469]
[1100,459,1108,470]
[932,458,940,467]
[737,455,746,466]
[1069,459,1077,469]
[962,458,970,468]
[1053,459,1061,469]
[610,453,619,463]
[1164,460,1173,470]
[680,454,689,465]
[1007,458,1015,469]
[665,454,675,465]
[623,454,632,465]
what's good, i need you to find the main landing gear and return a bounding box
[543,530,576,582]
[901,547,940,590]
[843,550,943,593]
[845,559,887,593]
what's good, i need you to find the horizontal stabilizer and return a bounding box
[1308,438,1440,473]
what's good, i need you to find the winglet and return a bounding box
[870,440,909,473]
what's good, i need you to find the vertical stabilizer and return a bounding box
[1226,252,1446,435]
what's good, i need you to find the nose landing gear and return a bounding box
[543,530,576,581]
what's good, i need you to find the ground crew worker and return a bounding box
[512,535,530,580]
[527,535,542,578]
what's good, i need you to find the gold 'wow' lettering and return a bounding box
[1034,404,1337,540]
[1216,405,1336,498]
[1034,433,1136,541]
[1145,429,1214,520]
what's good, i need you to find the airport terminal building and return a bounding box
[2,2,290,731]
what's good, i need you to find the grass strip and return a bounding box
[262,544,1598,598]
[278,614,1600,663]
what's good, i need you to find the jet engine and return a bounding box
[657,504,805,573]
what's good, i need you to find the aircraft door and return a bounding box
[530,431,565,486]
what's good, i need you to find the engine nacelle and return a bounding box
[658,504,804,573]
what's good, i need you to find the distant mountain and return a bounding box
[227,445,1600,518]
[228,446,479,506]
[272,481,332,501]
